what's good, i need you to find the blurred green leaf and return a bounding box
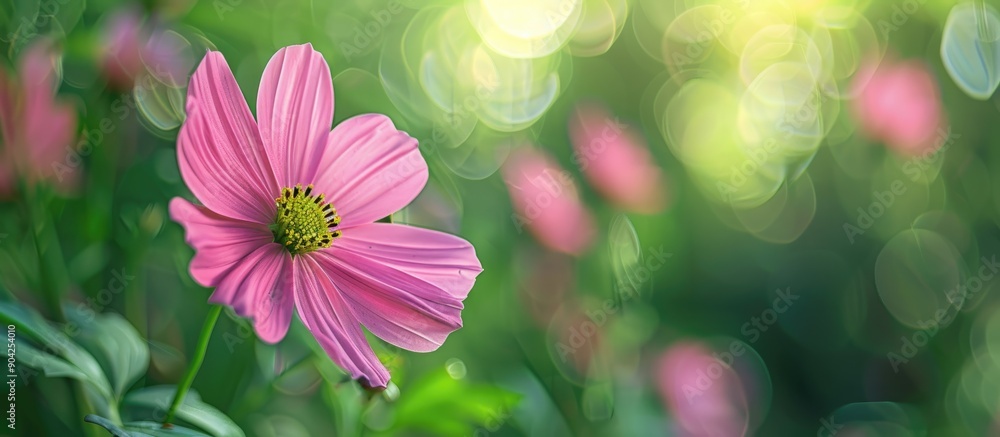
[86,414,212,437]
[65,305,150,398]
[19,341,89,381]
[0,302,113,401]
[323,379,364,437]
[388,368,521,436]
[51,0,86,38]
[123,386,245,437]
[0,0,39,54]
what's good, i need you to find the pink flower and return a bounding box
[852,56,946,156]
[100,9,146,88]
[502,147,596,256]
[0,39,79,197]
[568,103,668,214]
[654,342,750,437]
[169,44,482,388]
[100,8,193,89]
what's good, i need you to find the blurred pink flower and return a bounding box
[655,342,749,437]
[502,147,596,255]
[170,44,482,388]
[569,103,668,214]
[101,8,146,88]
[100,8,193,89]
[852,56,946,156]
[0,39,78,197]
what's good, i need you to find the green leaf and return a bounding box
[388,368,521,436]
[86,414,212,437]
[0,0,39,54]
[122,386,245,437]
[65,306,150,397]
[18,341,89,381]
[0,302,113,401]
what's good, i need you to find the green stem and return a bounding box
[163,305,223,427]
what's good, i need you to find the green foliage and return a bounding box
[121,387,244,437]
[86,415,212,437]
[0,301,244,436]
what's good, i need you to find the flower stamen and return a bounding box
[271,184,341,254]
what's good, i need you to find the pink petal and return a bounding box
[18,39,58,96]
[256,44,334,187]
[852,56,944,156]
[654,342,750,437]
[0,40,79,191]
[100,8,146,87]
[312,114,427,228]
[142,28,196,88]
[169,197,273,288]
[569,104,668,214]
[293,254,390,387]
[178,51,278,224]
[313,223,482,352]
[26,99,77,185]
[502,147,596,255]
[209,242,294,344]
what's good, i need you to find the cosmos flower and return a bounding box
[170,44,482,388]
[568,103,668,214]
[852,56,946,156]
[0,39,78,197]
[502,147,595,256]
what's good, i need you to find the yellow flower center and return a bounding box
[271,184,341,254]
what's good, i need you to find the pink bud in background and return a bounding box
[655,342,750,437]
[0,39,79,197]
[101,8,146,89]
[502,147,596,256]
[852,56,946,156]
[569,103,668,214]
[100,8,194,89]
